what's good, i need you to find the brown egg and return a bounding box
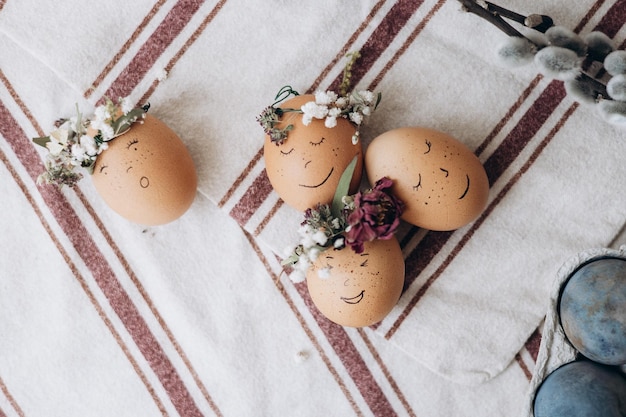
[263,94,363,211]
[92,114,197,225]
[306,237,404,327]
[365,127,489,231]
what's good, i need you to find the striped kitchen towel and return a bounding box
[1,0,625,389]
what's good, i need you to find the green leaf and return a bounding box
[331,156,358,218]
[33,136,51,148]
[111,107,146,136]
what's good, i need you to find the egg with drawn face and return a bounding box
[92,114,197,225]
[365,127,489,231]
[263,94,363,211]
[306,237,405,327]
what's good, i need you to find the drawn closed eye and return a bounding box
[99,165,108,174]
[360,253,369,267]
[310,137,326,146]
[413,173,422,191]
[424,139,432,154]
[126,139,139,150]
[280,147,294,156]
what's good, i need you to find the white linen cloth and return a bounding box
[1,0,625,415]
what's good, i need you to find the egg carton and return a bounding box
[522,245,626,417]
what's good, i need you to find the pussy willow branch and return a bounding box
[458,0,609,100]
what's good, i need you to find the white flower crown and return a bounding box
[33,97,149,187]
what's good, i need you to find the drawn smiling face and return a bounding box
[365,127,489,231]
[306,238,405,327]
[92,115,197,226]
[263,94,363,212]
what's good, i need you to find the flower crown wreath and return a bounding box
[257,52,382,145]
[459,0,626,124]
[33,97,149,187]
[282,158,404,283]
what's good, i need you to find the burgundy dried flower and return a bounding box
[344,177,404,253]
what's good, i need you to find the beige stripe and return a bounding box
[85,0,169,98]
[0,149,168,416]
[242,230,364,417]
[356,329,417,417]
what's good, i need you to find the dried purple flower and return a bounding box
[344,177,404,253]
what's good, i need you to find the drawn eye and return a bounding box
[412,173,422,191]
[99,165,108,174]
[126,139,139,150]
[360,253,369,267]
[424,139,432,154]
[310,137,326,146]
[280,147,294,156]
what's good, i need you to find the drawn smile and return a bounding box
[341,290,364,304]
[459,174,470,199]
[299,167,334,188]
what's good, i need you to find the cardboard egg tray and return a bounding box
[522,245,626,417]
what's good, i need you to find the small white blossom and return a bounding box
[289,270,306,283]
[301,101,329,125]
[99,124,115,140]
[93,105,111,123]
[349,112,363,125]
[335,97,348,107]
[328,107,342,118]
[80,135,98,156]
[317,266,332,279]
[325,117,337,128]
[359,90,375,103]
[334,237,345,248]
[98,142,109,153]
[71,143,87,162]
[315,90,337,105]
[308,247,321,262]
[312,230,328,246]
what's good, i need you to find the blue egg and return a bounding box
[559,257,626,365]
[534,360,626,417]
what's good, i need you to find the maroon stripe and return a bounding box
[102,0,204,101]
[295,282,398,417]
[402,231,453,289]
[524,327,542,362]
[233,0,426,227]
[328,0,424,92]
[229,169,274,225]
[483,81,567,186]
[0,100,203,417]
[594,0,626,36]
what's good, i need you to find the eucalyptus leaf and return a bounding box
[111,107,146,136]
[331,156,358,219]
[33,136,51,148]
